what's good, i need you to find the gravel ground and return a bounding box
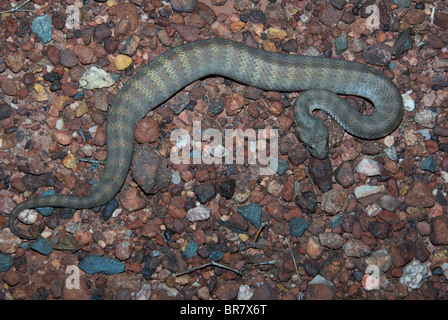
[1,0,448,300]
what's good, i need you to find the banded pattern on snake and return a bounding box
[9,38,404,239]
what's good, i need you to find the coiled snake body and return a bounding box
[9,39,403,239]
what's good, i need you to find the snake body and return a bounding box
[9,39,403,239]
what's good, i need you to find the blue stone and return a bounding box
[0,253,14,272]
[237,203,262,229]
[210,251,224,262]
[421,154,439,173]
[102,199,118,221]
[184,240,199,259]
[276,158,289,176]
[36,190,57,217]
[31,14,53,43]
[329,213,346,230]
[334,32,348,55]
[78,255,125,275]
[30,237,53,255]
[392,0,411,8]
[289,217,309,238]
[73,92,84,100]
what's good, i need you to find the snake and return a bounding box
[8,38,403,239]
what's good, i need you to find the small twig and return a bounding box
[285,238,300,284]
[175,260,277,277]
[253,221,268,243]
[175,261,242,277]
[0,0,35,14]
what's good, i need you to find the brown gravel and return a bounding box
[0,0,448,301]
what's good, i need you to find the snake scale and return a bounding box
[9,38,403,239]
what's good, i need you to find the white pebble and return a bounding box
[366,203,382,217]
[400,259,429,289]
[187,205,211,222]
[18,209,38,225]
[383,135,394,147]
[237,285,254,300]
[356,157,381,176]
[415,109,437,128]
[402,91,415,112]
[354,185,385,199]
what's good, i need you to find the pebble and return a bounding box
[356,157,381,176]
[183,240,199,259]
[91,22,109,41]
[193,183,217,204]
[343,238,371,257]
[295,191,317,214]
[237,203,262,229]
[59,49,79,68]
[170,0,198,13]
[0,252,14,272]
[329,213,345,230]
[17,209,38,225]
[31,14,53,43]
[321,189,349,215]
[225,93,245,115]
[319,232,343,249]
[79,66,115,90]
[115,240,133,260]
[215,281,240,300]
[415,109,437,128]
[403,9,426,25]
[404,180,434,208]
[364,249,393,274]
[389,240,416,267]
[74,44,95,65]
[400,259,429,289]
[174,24,201,42]
[104,36,119,54]
[430,216,448,245]
[131,144,171,194]
[120,186,146,212]
[237,284,253,300]
[78,255,125,275]
[334,32,348,55]
[354,185,385,199]
[392,0,411,8]
[30,237,53,255]
[0,228,25,253]
[0,103,12,120]
[217,179,236,199]
[334,161,354,188]
[362,44,392,67]
[288,144,309,166]
[5,52,24,73]
[186,205,211,222]
[306,236,324,259]
[319,6,343,27]
[420,155,439,173]
[276,158,289,176]
[289,217,310,238]
[52,130,73,145]
[308,157,332,192]
[1,78,18,96]
[378,194,400,212]
[304,284,334,300]
[114,54,133,71]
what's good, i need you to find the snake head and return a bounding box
[294,123,329,159]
